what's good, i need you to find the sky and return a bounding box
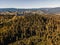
[0,0,60,8]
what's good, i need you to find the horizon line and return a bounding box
[0,7,60,9]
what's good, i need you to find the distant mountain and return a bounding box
[0,8,17,12]
[0,8,39,12]
[0,7,60,14]
[39,7,60,14]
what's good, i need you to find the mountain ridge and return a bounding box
[0,7,60,14]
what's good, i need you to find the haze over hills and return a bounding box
[0,7,60,15]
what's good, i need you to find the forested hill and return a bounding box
[0,13,60,45]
